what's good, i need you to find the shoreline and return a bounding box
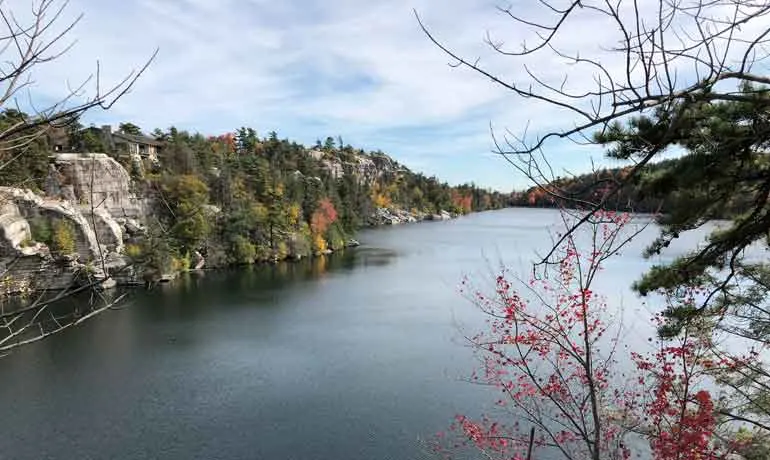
[1,206,465,296]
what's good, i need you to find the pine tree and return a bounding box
[594,84,770,339]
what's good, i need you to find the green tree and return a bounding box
[323,136,336,152]
[235,127,258,155]
[118,122,142,135]
[264,180,288,252]
[163,139,199,175]
[230,235,256,264]
[74,128,108,153]
[160,175,212,251]
[302,176,322,224]
[593,88,770,299]
[0,111,54,189]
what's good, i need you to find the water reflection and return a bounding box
[111,247,398,318]
[0,217,511,460]
[350,247,399,268]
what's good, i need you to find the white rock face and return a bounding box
[86,208,125,255]
[310,149,401,185]
[0,202,30,254]
[0,187,102,260]
[368,207,429,226]
[0,153,146,292]
[46,153,146,218]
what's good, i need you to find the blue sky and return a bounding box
[23,0,766,190]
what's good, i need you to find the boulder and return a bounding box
[123,218,144,236]
[0,203,30,254]
[85,207,124,254]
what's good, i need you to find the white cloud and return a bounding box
[12,0,770,190]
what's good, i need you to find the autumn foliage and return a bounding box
[632,328,721,460]
[437,209,764,460]
[435,210,633,460]
[310,198,338,235]
[309,198,338,254]
[451,190,473,214]
[209,132,236,156]
[526,185,557,207]
[371,182,393,209]
[631,308,764,460]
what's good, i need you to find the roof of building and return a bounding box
[111,131,165,147]
[81,126,165,147]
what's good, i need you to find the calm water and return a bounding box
[0,208,716,460]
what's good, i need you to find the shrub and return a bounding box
[29,217,51,244]
[313,233,328,255]
[125,243,143,259]
[51,219,76,255]
[171,252,191,272]
[275,241,290,260]
[140,232,174,275]
[327,223,347,251]
[290,223,313,258]
[231,235,256,265]
[254,242,272,262]
[161,174,212,250]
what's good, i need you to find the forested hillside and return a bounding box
[144,128,509,267]
[0,112,510,273]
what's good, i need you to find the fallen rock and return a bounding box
[123,218,144,236]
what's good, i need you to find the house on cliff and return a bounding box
[46,126,72,152]
[47,125,164,160]
[85,125,164,160]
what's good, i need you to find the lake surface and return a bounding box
[0,208,715,460]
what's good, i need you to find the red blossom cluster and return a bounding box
[630,310,761,460]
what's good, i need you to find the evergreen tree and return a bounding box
[0,110,52,189]
[235,127,258,155]
[118,122,142,135]
[594,85,770,306]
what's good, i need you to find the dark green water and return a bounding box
[0,208,678,459]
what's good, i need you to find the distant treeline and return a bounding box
[510,157,753,218]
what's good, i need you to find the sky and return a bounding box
[19,0,768,190]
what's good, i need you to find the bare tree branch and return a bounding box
[0,0,155,353]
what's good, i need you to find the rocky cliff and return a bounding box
[0,151,398,293]
[45,153,146,218]
[0,154,146,293]
[308,149,405,184]
[0,141,471,294]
